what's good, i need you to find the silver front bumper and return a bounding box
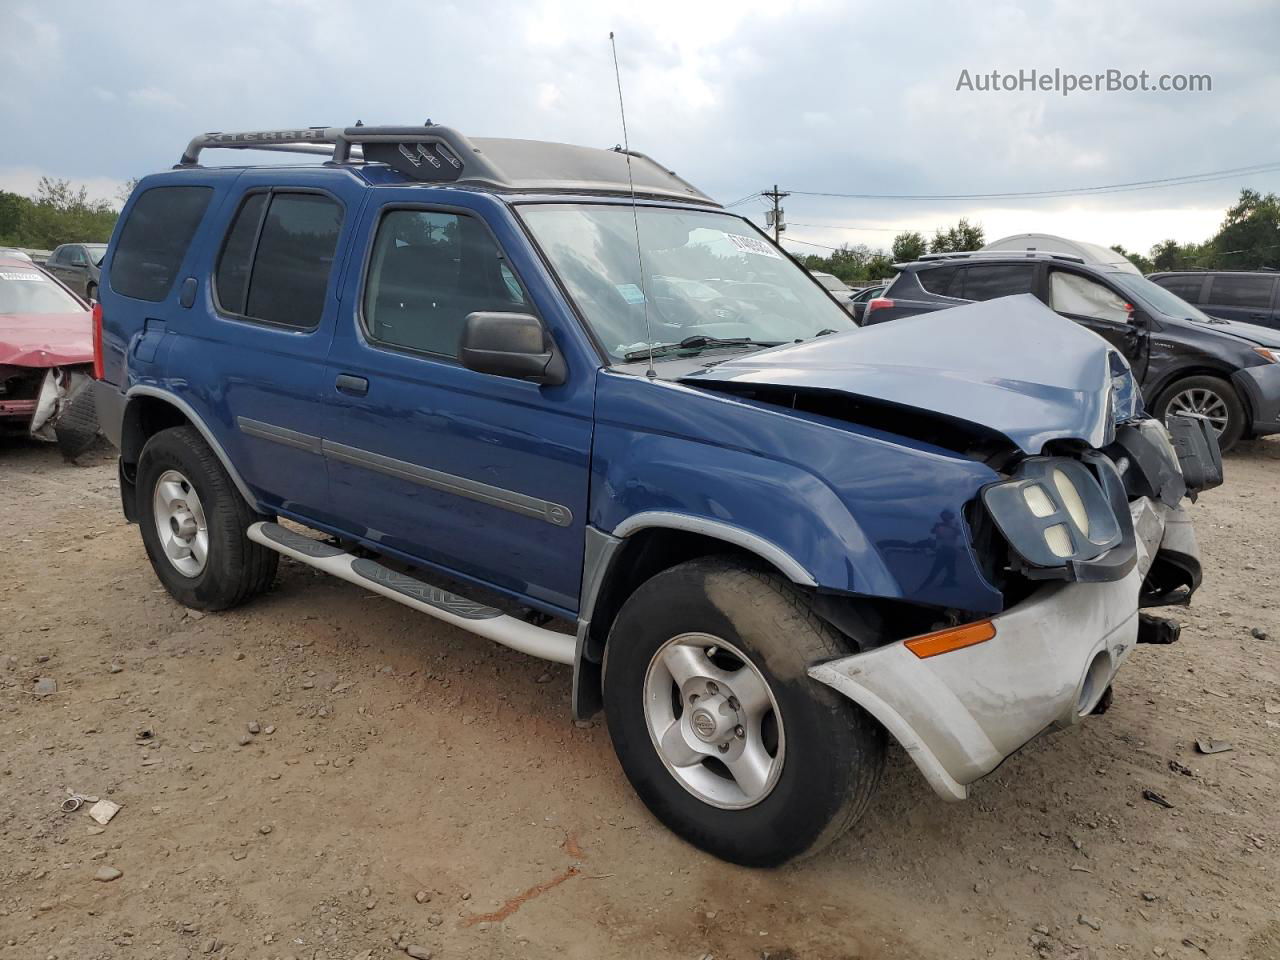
[809,497,1190,801]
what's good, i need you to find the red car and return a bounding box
[0,255,100,457]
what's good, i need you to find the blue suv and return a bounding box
[93,124,1220,866]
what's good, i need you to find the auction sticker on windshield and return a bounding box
[0,271,48,281]
[724,234,782,259]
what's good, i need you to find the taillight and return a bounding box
[91,301,105,380]
[865,297,894,316]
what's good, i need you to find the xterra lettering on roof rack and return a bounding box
[176,123,717,205]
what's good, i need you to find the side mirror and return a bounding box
[460,312,566,386]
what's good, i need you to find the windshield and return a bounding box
[87,244,108,266]
[1110,272,1213,323]
[0,268,84,314]
[814,273,851,293]
[518,203,855,361]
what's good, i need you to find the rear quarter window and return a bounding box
[110,186,213,302]
[918,265,961,297]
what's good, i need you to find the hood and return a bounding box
[1185,315,1280,348]
[681,294,1135,456]
[0,311,93,367]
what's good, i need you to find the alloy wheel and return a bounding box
[152,469,209,578]
[642,633,785,809]
[1166,387,1229,436]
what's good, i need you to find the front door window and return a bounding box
[1050,271,1129,323]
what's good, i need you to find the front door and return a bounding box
[322,196,595,615]
[1047,268,1149,380]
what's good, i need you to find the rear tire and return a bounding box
[603,557,886,866]
[1154,374,1245,453]
[136,426,277,610]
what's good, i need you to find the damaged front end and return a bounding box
[1,363,101,459]
[675,296,1223,800]
[805,412,1222,801]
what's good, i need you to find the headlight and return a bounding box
[982,457,1131,580]
[1254,346,1280,364]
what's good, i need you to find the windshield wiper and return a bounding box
[623,336,780,363]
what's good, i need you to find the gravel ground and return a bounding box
[1,436,1277,960]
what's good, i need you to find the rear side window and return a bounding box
[960,264,1035,301]
[111,186,213,302]
[1153,275,1205,303]
[215,192,342,329]
[1207,274,1275,309]
[918,265,961,297]
[363,208,529,358]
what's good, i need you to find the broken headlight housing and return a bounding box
[981,456,1135,583]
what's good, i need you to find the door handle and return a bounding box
[335,374,369,397]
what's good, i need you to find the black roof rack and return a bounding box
[176,124,717,205]
[896,250,1087,270]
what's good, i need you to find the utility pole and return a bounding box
[762,184,789,242]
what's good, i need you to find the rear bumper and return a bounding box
[1232,363,1280,437]
[809,497,1192,801]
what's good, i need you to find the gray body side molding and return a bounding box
[126,386,260,509]
[609,511,818,586]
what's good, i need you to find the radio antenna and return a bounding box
[609,31,656,379]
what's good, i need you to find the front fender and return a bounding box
[592,372,1005,613]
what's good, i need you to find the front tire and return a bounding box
[1154,374,1246,452]
[136,426,277,610]
[603,557,886,866]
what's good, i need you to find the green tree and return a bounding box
[1,177,120,249]
[891,230,927,262]
[1110,244,1153,274]
[863,253,894,280]
[929,218,984,253]
[1206,189,1280,270]
[1149,238,1202,272]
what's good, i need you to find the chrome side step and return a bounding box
[247,522,575,664]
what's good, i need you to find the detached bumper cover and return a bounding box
[1232,363,1280,436]
[809,497,1194,801]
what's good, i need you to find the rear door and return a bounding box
[63,245,92,296]
[1047,268,1149,378]
[45,245,73,285]
[165,172,366,522]
[321,193,596,614]
[1203,273,1280,328]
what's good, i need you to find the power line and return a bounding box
[723,191,761,208]
[788,221,900,232]
[785,160,1280,202]
[780,236,842,251]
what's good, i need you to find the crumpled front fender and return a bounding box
[592,371,1005,613]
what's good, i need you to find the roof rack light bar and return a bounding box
[177,124,507,185]
[912,250,1087,264]
[174,123,718,204]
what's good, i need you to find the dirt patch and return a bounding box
[1,436,1277,959]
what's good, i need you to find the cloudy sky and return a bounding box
[3,0,1278,256]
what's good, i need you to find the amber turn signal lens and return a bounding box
[904,620,996,659]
